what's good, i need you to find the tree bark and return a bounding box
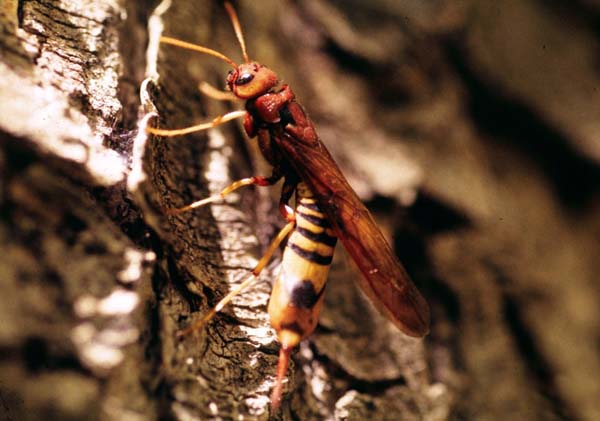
[1,0,599,420]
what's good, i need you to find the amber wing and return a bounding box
[274,103,430,337]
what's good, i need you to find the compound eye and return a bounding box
[235,72,255,85]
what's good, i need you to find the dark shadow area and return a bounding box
[448,43,600,210]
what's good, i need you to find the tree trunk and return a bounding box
[1,0,598,420]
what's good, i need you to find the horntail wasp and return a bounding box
[147,1,430,410]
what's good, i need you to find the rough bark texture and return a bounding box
[1,0,599,420]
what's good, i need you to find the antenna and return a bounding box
[159,36,238,68]
[224,1,250,63]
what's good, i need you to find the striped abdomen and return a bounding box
[268,182,337,350]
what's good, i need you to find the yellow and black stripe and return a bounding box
[268,182,337,350]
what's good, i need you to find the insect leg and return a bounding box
[146,110,246,137]
[167,173,282,215]
[278,176,297,223]
[178,220,295,337]
[198,81,237,102]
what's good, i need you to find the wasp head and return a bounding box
[227,62,278,99]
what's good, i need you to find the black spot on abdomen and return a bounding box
[290,280,325,309]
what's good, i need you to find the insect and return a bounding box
[147,1,430,410]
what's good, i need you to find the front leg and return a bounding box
[278,176,298,223]
[254,85,295,123]
[167,172,282,215]
[243,111,257,138]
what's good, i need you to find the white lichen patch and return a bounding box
[208,402,219,415]
[300,342,330,403]
[334,390,361,418]
[72,285,140,373]
[57,0,121,25]
[74,295,100,318]
[97,289,140,316]
[95,324,139,347]
[0,0,128,186]
[72,321,96,343]
[71,323,125,371]
[146,0,172,80]
[244,395,270,416]
[0,64,126,185]
[117,247,156,284]
[128,108,156,193]
[237,326,275,347]
[74,288,139,317]
[206,149,234,190]
[71,317,139,373]
[195,375,209,388]
[81,342,125,371]
[208,128,226,148]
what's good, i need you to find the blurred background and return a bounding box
[1,0,599,419]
